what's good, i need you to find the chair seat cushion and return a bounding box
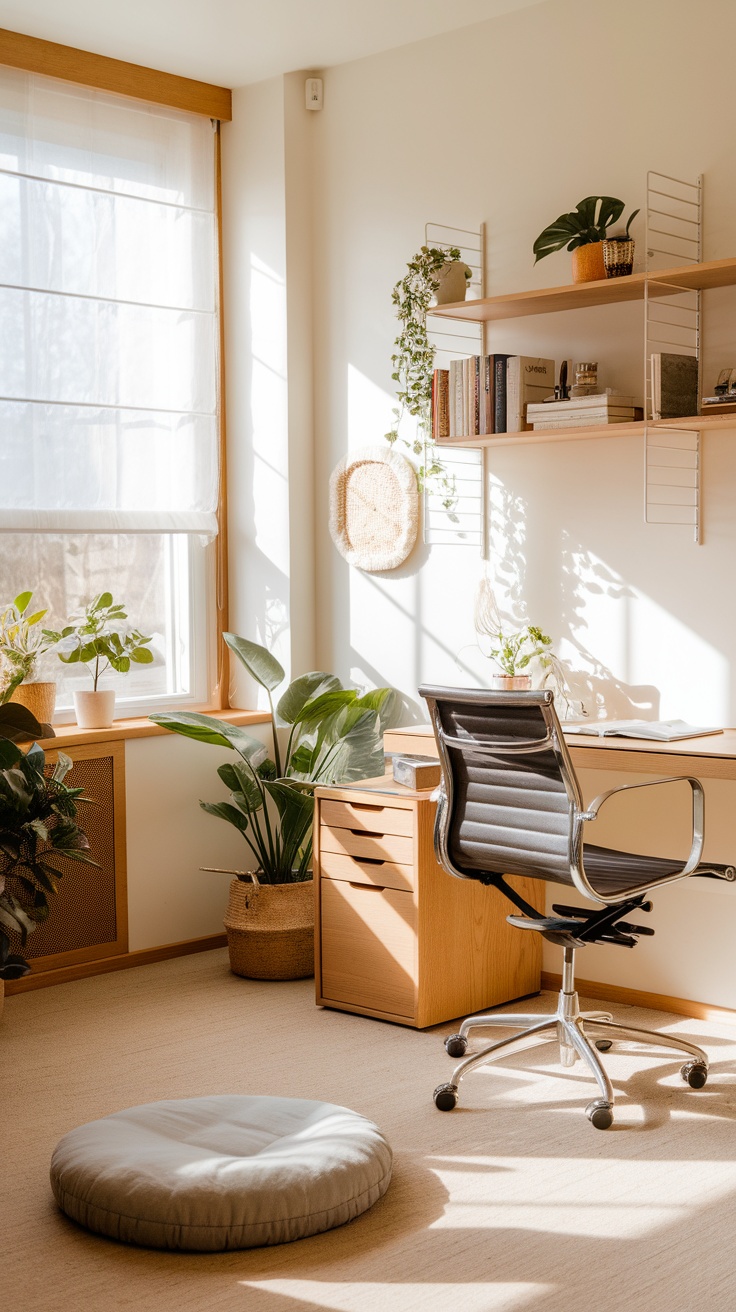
[50,1095,392,1251]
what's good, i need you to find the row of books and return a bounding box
[431,355,555,439]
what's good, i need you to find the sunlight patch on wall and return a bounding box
[347,363,397,449]
[250,252,288,575]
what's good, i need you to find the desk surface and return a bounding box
[384,724,736,781]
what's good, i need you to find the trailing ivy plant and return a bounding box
[385,245,467,511]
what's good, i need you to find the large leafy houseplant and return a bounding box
[151,633,399,884]
[533,196,639,263]
[385,245,468,509]
[0,739,95,981]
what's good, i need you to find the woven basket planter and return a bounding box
[223,876,314,980]
[11,681,56,725]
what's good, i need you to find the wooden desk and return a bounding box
[385,725,736,781]
[313,775,541,1029]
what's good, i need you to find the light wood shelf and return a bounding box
[436,412,736,450]
[429,256,736,324]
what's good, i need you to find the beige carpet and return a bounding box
[4,950,736,1312]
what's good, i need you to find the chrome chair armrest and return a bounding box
[570,775,705,903]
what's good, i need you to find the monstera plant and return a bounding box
[152,633,399,884]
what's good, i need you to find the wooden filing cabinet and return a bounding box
[314,776,541,1028]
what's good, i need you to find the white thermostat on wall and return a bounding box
[305,77,323,111]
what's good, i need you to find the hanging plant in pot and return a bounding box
[385,245,471,512]
[0,591,58,725]
[151,633,399,981]
[533,196,639,283]
[45,593,154,729]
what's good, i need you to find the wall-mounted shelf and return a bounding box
[436,412,736,450]
[429,256,736,324]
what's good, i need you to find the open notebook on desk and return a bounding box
[564,719,723,742]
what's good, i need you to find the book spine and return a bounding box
[462,358,469,435]
[505,356,519,432]
[473,356,480,435]
[482,354,492,435]
[438,369,450,438]
[494,355,510,433]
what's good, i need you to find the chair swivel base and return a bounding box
[433,983,709,1129]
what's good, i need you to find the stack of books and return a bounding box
[527,394,642,431]
[700,395,736,417]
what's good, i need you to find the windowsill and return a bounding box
[38,707,272,750]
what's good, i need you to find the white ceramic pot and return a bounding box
[433,260,472,305]
[490,675,532,691]
[73,689,116,729]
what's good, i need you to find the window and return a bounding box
[0,67,220,715]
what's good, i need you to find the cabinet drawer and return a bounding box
[320,799,414,837]
[320,824,414,865]
[319,849,414,893]
[320,878,416,1019]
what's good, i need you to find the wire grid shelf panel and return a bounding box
[644,426,700,542]
[644,172,702,539]
[423,222,485,549]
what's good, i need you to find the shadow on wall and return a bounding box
[489,482,660,721]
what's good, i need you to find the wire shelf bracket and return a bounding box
[423,221,485,552]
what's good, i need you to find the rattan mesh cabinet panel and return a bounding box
[6,741,128,975]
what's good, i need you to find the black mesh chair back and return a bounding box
[422,686,580,889]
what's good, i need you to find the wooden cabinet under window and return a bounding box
[314,776,541,1029]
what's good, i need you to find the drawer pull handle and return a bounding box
[355,857,385,867]
[350,828,383,838]
[348,881,386,891]
[348,803,386,813]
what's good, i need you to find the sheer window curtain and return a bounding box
[0,67,219,711]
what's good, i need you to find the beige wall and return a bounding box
[217,0,736,1008]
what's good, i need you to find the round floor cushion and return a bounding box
[50,1094,392,1251]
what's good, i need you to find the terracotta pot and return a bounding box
[73,689,116,729]
[433,260,472,305]
[490,675,532,691]
[223,876,314,980]
[11,681,56,726]
[571,242,606,283]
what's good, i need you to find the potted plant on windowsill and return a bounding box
[0,735,96,1019]
[151,633,398,980]
[0,592,58,725]
[533,196,640,283]
[45,593,154,729]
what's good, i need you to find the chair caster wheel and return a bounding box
[681,1062,708,1089]
[586,1099,613,1130]
[595,1040,613,1052]
[434,1083,458,1111]
[445,1034,467,1058]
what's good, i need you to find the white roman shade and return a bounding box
[0,68,219,537]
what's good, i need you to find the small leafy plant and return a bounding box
[385,245,469,510]
[151,633,399,885]
[45,593,154,691]
[0,591,55,704]
[488,624,553,677]
[0,740,96,980]
[533,196,640,263]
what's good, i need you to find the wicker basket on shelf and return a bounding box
[602,238,635,278]
[221,874,314,980]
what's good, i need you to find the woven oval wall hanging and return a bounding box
[329,446,419,572]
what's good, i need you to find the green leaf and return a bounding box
[217,761,264,812]
[0,739,23,769]
[130,647,154,664]
[96,591,113,609]
[200,799,251,835]
[355,687,402,732]
[150,712,269,765]
[292,689,357,729]
[13,591,32,614]
[276,672,342,725]
[223,633,285,692]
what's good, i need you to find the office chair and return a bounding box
[420,685,735,1129]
